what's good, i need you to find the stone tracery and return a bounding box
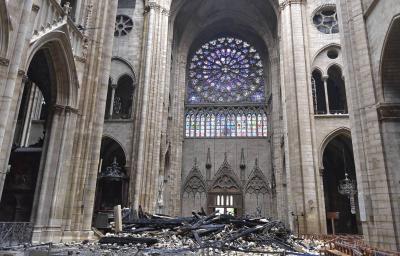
[188,36,265,104]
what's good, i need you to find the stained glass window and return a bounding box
[227,115,236,137]
[200,114,205,137]
[187,37,265,104]
[262,113,268,137]
[190,115,196,137]
[313,6,339,34]
[257,113,263,136]
[185,114,190,137]
[185,107,267,138]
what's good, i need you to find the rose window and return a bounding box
[187,37,265,104]
[114,15,133,37]
[313,6,339,34]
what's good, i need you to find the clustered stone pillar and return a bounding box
[279,0,322,234]
[134,0,170,213]
[0,0,33,196]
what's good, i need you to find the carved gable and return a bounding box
[183,160,206,195]
[245,159,270,194]
[211,153,241,192]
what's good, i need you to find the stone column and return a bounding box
[109,84,117,118]
[279,0,322,234]
[322,76,330,114]
[0,0,33,195]
[133,1,170,213]
[337,0,399,249]
[31,105,78,242]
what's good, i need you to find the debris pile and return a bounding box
[96,208,323,255]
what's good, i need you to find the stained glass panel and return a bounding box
[246,114,252,136]
[185,115,190,137]
[185,108,267,138]
[262,113,268,136]
[187,37,265,104]
[200,114,205,137]
[216,114,222,137]
[227,115,236,137]
[210,114,216,137]
[251,114,257,136]
[257,113,263,136]
[195,115,201,137]
[190,115,196,137]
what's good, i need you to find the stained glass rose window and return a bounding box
[187,37,265,104]
[313,6,339,34]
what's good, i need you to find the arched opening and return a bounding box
[322,133,361,234]
[312,69,327,114]
[105,74,134,120]
[327,66,347,114]
[94,137,128,214]
[382,16,400,103]
[0,48,55,222]
[104,78,113,119]
[114,75,134,119]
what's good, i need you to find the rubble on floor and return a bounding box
[0,209,326,255]
[96,209,323,255]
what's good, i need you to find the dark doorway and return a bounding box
[94,137,128,212]
[0,49,53,222]
[311,70,327,115]
[322,134,361,234]
[327,66,347,114]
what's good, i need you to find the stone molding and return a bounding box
[279,0,304,10]
[377,103,400,121]
[53,104,79,114]
[0,57,9,66]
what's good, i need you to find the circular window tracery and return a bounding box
[313,6,339,34]
[187,37,265,104]
[114,15,133,37]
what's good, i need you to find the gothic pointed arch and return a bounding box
[26,30,79,108]
[211,153,242,192]
[0,0,10,58]
[245,159,270,195]
[182,159,207,196]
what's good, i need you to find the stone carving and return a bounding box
[245,158,270,195]
[211,153,241,191]
[183,158,206,195]
[0,57,9,66]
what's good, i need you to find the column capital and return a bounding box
[279,0,304,10]
[111,83,118,89]
[145,2,169,15]
[322,75,329,81]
